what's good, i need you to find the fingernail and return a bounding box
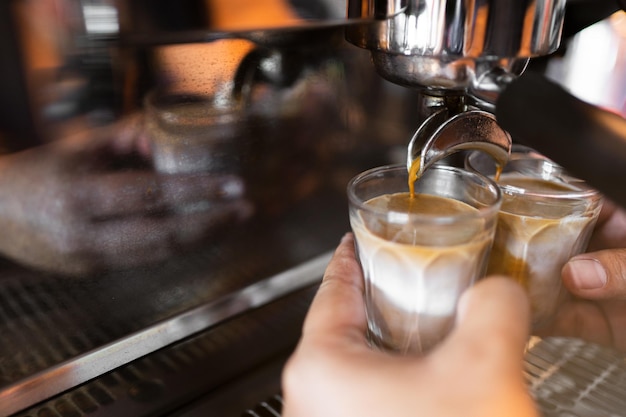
[564,258,607,290]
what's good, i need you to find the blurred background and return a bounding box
[0,1,625,416]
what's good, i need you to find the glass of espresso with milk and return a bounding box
[348,142,602,355]
[466,146,603,330]
[348,164,502,355]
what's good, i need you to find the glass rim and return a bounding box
[498,180,601,201]
[143,89,244,125]
[465,149,601,201]
[347,164,502,223]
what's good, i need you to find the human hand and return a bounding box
[282,233,537,417]
[537,200,626,350]
[0,117,253,276]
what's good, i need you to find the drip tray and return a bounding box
[11,282,319,417]
[0,184,352,416]
[12,283,626,417]
[177,337,626,417]
[526,337,626,416]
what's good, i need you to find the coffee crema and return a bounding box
[362,192,486,246]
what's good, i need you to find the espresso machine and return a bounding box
[1,1,626,416]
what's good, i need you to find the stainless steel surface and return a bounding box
[12,282,319,417]
[346,0,566,91]
[0,251,331,416]
[527,337,626,416]
[241,338,626,417]
[407,106,511,176]
[0,167,392,415]
[8,272,626,417]
[240,337,626,417]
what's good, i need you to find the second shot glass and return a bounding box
[466,146,603,329]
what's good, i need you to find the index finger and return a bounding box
[301,233,368,344]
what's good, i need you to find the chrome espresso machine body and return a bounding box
[1,1,626,416]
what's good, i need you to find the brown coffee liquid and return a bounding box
[488,175,586,289]
[366,192,475,217]
[487,233,530,288]
[408,156,421,198]
[364,192,483,246]
[498,175,581,218]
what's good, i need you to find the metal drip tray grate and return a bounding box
[0,185,351,416]
[9,295,626,417]
[238,338,626,417]
[12,283,319,417]
[526,337,626,416]
[242,395,284,417]
[0,273,131,386]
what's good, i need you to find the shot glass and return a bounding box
[466,146,603,329]
[347,164,502,355]
[144,90,244,175]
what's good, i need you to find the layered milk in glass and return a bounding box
[348,164,501,355]
[487,174,601,328]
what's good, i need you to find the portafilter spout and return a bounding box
[407,98,511,178]
[346,0,563,177]
[346,0,566,93]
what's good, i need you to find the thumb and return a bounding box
[441,276,531,365]
[562,249,626,300]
